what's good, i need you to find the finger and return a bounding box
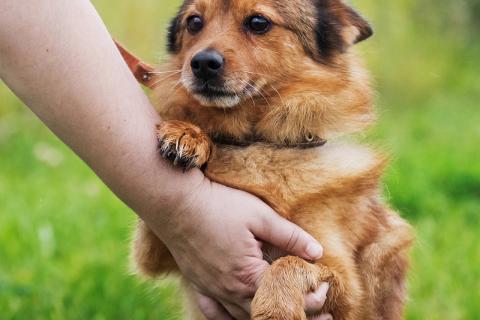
[222,301,250,320]
[195,292,234,320]
[310,313,333,320]
[305,282,329,315]
[252,210,323,260]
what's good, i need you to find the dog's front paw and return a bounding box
[156,120,212,170]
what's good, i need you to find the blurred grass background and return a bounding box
[1,0,479,319]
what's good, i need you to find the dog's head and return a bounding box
[163,0,372,108]
[155,0,374,141]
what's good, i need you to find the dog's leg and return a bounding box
[156,120,213,170]
[359,214,414,320]
[251,254,363,320]
[132,225,208,320]
[182,281,209,320]
[251,256,319,320]
[131,220,177,276]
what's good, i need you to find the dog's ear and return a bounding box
[341,5,373,45]
[313,0,372,59]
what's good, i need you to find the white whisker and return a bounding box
[148,69,182,75]
[150,71,182,88]
[269,84,285,107]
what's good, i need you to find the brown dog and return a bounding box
[129,0,414,319]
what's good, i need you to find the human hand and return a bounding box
[153,175,326,319]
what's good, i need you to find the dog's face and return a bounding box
[165,0,372,108]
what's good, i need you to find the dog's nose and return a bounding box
[191,50,224,81]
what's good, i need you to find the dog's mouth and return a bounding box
[183,77,259,108]
[193,83,236,99]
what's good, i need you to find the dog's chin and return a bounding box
[193,93,241,108]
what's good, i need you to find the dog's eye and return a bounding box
[245,15,271,34]
[187,15,203,34]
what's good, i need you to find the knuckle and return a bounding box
[231,265,264,297]
[285,228,301,252]
[258,214,273,239]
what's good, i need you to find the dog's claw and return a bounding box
[159,138,196,170]
[156,122,211,171]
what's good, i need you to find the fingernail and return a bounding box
[310,313,333,320]
[319,314,333,320]
[317,282,329,297]
[306,242,323,259]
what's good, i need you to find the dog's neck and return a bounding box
[154,81,375,146]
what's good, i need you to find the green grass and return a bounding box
[1,0,479,319]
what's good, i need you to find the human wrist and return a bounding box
[139,168,209,243]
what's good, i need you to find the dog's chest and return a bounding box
[205,142,383,214]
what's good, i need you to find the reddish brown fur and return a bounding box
[131,0,414,319]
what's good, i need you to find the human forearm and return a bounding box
[0,0,203,220]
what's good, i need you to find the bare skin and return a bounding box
[0,0,330,318]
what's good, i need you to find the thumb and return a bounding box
[251,209,323,260]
